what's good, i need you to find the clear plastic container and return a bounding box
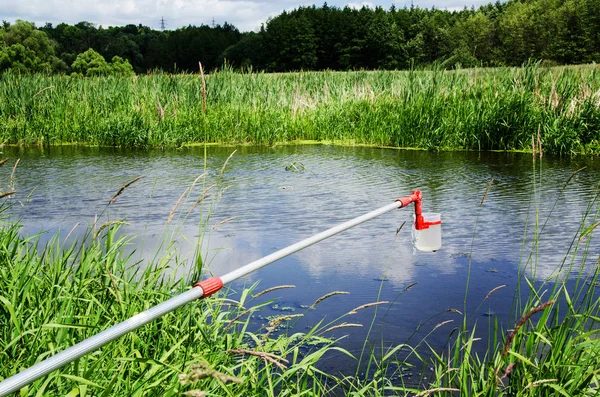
[412,213,442,252]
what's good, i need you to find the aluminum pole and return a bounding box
[0,198,411,396]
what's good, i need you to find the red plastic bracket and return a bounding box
[396,190,439,230]
[193,277,224,297]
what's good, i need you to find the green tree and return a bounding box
[0,20,59,73]
[110,55,135,76]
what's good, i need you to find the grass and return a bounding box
[1,153,600,396]
[1,63,600,154]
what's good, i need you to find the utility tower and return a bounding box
[160,17,166,30]
[212,17,215,28]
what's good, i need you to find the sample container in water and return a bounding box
[412,213,442,252]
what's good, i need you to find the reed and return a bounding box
[1,63,599,154]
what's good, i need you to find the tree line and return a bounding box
[2,0,599,75]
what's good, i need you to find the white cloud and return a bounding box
[1,0,500,32]
[346,1,376,9]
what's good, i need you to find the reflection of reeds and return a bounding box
[310,291,350,309]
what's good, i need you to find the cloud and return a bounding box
[2,0,499,32]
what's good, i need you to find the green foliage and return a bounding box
[71,49,135,76]
[0,20,59,73]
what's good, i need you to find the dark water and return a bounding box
[3,145,599,379]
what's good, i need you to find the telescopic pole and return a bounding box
[0,192,421,397]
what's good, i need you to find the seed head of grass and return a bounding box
[179,362,243,385]
[253,285,296,298]
[109,176,142,204]
[310,291,350,309]
[323,322,363,333]
[347,301,389,315]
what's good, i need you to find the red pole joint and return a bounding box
[193,277,224,297]
[396,190,440,230]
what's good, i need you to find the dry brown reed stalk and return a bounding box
[414,387,460,397]
[404,282,419,291]
[10,158,19,188]
[188,183,216,214]
[166,186,190,226]
[480,178,494,207]
[212,216,238,230]
[227,348,289,370]
[224,308,254,331]
[183,391,206,397]
[179,362,243,385]
[64,222,80,243]
[253,285,296,298]
[198,62,207,113]
[524,379,558,390]
[156,99,165,121]
[395,221,406,240]
[94,221,129,239]
[565,167,587,186]
[106,270,122,305]
[0,158,9,167]
[0,190,16,199]
[501,300,556,359]
[485,285,507,300]
[220,150,237,177]
[310,291,350,309]
[109,176,142,204]
[33,85,54,97]
[433,320,454,331]
[323,322,363,333]
[217,298,244,308]
[446,308,463,315]
[347,301,389,315]
[461,338,481,351]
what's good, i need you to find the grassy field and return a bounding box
[0,64,599,154]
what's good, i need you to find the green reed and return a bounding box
[1,63,599,154]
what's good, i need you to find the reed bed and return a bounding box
[1,64,599,154]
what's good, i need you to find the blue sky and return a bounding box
[1,0,496,32]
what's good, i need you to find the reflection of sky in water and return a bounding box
[4,145,599,373]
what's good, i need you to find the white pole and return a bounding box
[0,200,406,396]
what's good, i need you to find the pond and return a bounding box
[3,144,599,380]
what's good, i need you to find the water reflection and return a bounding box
[3,145,599,371]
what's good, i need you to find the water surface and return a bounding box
[4,145,599,378]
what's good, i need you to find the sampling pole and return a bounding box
[0,192,423,397]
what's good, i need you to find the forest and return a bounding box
[1,0,599,75]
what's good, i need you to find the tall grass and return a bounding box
[1,63,599,154]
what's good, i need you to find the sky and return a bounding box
[1,0,496,32]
